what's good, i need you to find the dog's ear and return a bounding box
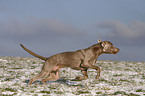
[97,39,102,43]
[101,42,110,51]
[98,39,109,51]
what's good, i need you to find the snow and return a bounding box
[0,59,7,62]
[0,57,145,95]
[2,92,15,95]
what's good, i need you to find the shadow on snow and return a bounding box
[25,79,85,87]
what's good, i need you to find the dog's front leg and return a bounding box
[81,63,101,80]
[75,69,88,80]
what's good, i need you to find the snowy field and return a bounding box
[0,57,145,96]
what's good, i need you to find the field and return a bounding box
[0,57,145,96]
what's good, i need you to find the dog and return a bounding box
[20,39,119,85]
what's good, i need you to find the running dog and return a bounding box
[20,39,119,85]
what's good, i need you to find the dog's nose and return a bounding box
[115,48,119,53]
[113,47,119,54]
[116,48,119,52]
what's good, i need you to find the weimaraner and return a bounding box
[20,39,119,85]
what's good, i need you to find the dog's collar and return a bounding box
[99,42,105,50]
[100,42,103,47]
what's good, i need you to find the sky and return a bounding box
[0,0,145,62]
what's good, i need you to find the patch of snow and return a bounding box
[0,59,7,62]
[2,92,15,95]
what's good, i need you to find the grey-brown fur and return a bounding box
[20,39,119,85]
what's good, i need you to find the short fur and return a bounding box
[20,39,119,85]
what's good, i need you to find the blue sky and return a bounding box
[0,0,145,62]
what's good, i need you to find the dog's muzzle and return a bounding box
[112,47,119,54]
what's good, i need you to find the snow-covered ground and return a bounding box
[0,57,145,96]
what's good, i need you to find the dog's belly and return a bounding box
[55,51,84,70]
[66,60,87,70]
[57,63,82,70]
[58,60,82,70]
[71,67,86,70]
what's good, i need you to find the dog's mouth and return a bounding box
[112,51,118,54]
[112,48,119,54]
[105,49,119,54]
[105,51,118,54]
[104,47,119,54]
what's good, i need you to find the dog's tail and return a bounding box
[20,44,47,61]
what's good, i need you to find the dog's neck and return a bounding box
[81,43,104,58]
[79,43,104,65]
[91,43,104,56]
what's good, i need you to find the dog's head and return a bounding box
[97,39,119,54]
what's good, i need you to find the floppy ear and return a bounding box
[98,39,109,51]
[101,42,110,51]
[97,39,102,43]
[103,45,110,51]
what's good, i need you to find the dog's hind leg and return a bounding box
[75,69,88,80]
[28,70,49,85]
[28,59,58,85]
[41,70,60,85]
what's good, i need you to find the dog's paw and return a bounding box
[75,76,81,80]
